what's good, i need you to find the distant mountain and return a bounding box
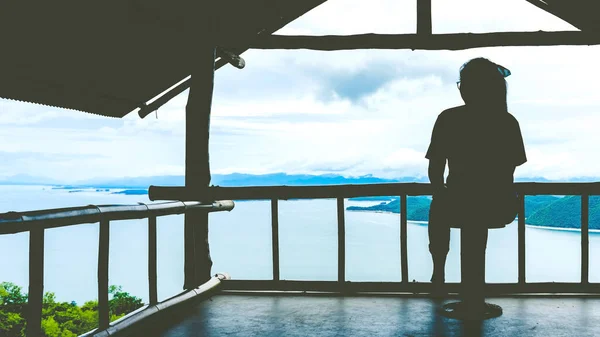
[78,175,184,188]
[74,174,593,189]
[73,173,424,189]
[2,173,599,189]
[210,173,423,187]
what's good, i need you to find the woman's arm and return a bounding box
[428,157,446,195]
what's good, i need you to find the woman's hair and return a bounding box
[459,57,508,112]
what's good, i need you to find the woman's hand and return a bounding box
[433,185,448,199]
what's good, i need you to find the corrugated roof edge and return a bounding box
[0,95,131,119]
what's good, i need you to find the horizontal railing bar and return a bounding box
[149,182,600,201]
[221,280,600,294]
[0,200,234,235]
[81,274,228,337]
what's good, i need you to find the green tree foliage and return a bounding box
[0,282,27,336]
[347,195,570,226]
[527,196,600,229]
[108,285,144,318]
[0,282,144,337]
[346,196,432,221]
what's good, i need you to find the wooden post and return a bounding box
[184,46,216,289]
[400,195,408,283]
[518,193,526,284]
[98,220,110,329]
[26,228,44,337]
[271,199,280,281]
[148,216,158,304]
[337,198,346,285]
[582,194,589,284]
[417,0,432,35]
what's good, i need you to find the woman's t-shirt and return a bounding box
[426,105,526,192]
[425,105,527,227]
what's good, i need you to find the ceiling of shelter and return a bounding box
[0,0,596,119]
[0,1,326,118]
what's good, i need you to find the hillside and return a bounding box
[527,196,600,229]
[347,197,432,221]
[347,195,563,224]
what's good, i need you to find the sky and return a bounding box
[1,0,599,182]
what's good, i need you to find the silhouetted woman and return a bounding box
[425,58,527,317]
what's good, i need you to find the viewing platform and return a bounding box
[151,293,600,337]
[2,182,600,336]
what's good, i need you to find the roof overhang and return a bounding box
[0,1,327,118]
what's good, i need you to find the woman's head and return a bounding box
[458,57,509,111]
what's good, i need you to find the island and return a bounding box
[347,195,600,230]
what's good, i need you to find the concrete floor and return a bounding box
[150,293,600,337]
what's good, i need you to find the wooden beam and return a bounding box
[221,279,600,294]
[184,46,216,289]
[417,0,432,35]
[137,0,328,119]
[216,48,245,69]
[241,31,600,51]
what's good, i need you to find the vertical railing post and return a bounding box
[26,227,44,337]
[417,0,432,35]
[148,216,158,305]
[271,199,280,281]
[518,193,526,285]
[400,195,408,283]
[98,220,110,330]
[183,221,195,290]
[337,198,346,285]
[582,194,589,284]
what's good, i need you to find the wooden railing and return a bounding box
[0,200,234,337]
[150,182,600,294]
[4,182,600,335]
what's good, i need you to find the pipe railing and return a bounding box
[0,200,234,337]
[149,182,600,294]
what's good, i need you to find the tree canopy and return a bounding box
[0,282,144,337]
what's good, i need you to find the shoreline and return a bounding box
[348,209,600,233]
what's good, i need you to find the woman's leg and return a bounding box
[461,226,489,313]
[429,197,451,283]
